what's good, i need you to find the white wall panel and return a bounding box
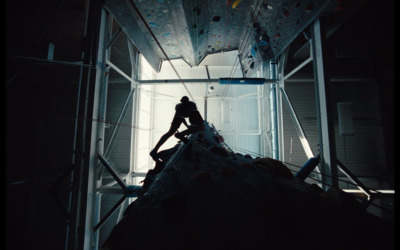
[152,98,176,131]
[137,53,269,173]
[236,98,258,131]
[237,135,261,157]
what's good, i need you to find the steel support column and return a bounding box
[311,18,338,190]
[67,0,104,249]
[269,60,278,160]
[93,9,112,250]
[204,65,211,122]
[276,50,288,162]
[127,38,140,201]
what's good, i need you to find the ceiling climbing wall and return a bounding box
[105,0,336,76]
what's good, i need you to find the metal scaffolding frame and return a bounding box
[64,7,390,250]
[269,18,339,189]
[311,18,339,190]
[67,0,104,249]
[61,4,142,249]
[93,7,143,250]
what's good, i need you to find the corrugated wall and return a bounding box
[104,83,133,174]
[283,80,387,189]
[99,82,133,245]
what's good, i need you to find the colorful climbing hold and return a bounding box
[232,0,242,9]
[149,22,159,28]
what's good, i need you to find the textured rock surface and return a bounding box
[102,134,394,250]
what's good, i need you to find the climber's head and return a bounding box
[180,96,189,103]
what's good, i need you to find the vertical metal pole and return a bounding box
[204,95,208,122]
[94,10,112,250]
[276,50,288,162]
[204,65,210,122]
[269,60,278,160]
[68,0,104,249]
[83,7,108,250]
[311,18,338,190]
[127,39,139,199]
[93,193,102,250]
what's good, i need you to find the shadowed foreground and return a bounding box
[102,133,394,250]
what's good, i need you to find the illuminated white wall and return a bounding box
[134,52,268,183]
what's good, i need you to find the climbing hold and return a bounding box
[212,16,221,22]
[262,3,273,10]
[149,22,159,28]
[250,61,255,69]
[232,0,243,9]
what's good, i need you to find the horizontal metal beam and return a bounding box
[342,189,395,200]
[98,186,125,194]
[219,78,265,85]
[104,175,127,187]
[285,77,374,83]
[139,78,278,84]
[131,172,147,177]
[342,189,395,195]
[105,59,133,82]
[10,55,93,67]
[284,56,313,81]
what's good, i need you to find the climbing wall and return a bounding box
[239,0,337,77]
[106,0,336,74]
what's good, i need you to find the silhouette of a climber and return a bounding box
[150,96,203,162]
[174,99,204,142]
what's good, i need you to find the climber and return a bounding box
[150,96,203,161]
[174,97,205,143]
